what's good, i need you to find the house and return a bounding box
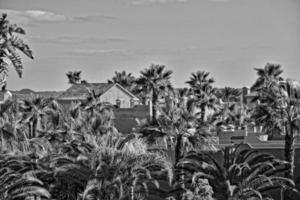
[57,83,140,108]
[58,83,150,134]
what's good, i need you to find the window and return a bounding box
[116,99,121,108]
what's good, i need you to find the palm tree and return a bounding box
[250,63,283,93]
[108,70,136,91]
[0,13,33,91]
[51,135,172,200]
[66,70,82,85]
[0,152,50,200]
[177,144,295,200]
[186,71,219,122]
[251,64,300,200]
[216,87,241,103]
[279,80,300,180]
[212,102,240,131]
[18,97,57,139]
[135,64,173,124]
[136,92,217,200]
[186,71,215,92]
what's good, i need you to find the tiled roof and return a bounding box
[58,83,114,100]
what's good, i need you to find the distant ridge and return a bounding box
[0,89,64,100]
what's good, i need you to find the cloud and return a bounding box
[66,44,268,57]
[124,0,188,5]
[29,35,128,45]
[66,46,224,57]
[124,0,230,5]
[0,9,67,24]
[68,49,131,56]
[0,9,117,25]
[208,0,229,2]
[72,15,118,22]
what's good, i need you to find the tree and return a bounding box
[51,135,172,200]
[177,144,295,200]
[18,97,56,139]
[186,70,219,122]
[215,87,241,103]
[136,91,217,200]
[135,64,173,124]
[0,152,50,200]
[251,63,283,92]
[66,70,82,85]
[186,71,215,92]
[0,13,33,91]
[251,64,300,199]
[108,70,136,91]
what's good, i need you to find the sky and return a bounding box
[0,0,299,91]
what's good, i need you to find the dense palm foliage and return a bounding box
[177,144,295,200]
[215,87,241,103]
[0,153,50,200]
[0,96,174,200]
[186,71,219,122]
[108,70,136,91]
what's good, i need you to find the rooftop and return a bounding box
[58,83,114,100]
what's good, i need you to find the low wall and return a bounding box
[218,130,247,144]
[113,105,150,134]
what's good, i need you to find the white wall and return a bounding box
[100,85,133,108]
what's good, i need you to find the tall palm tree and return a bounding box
[251,66,300,168]
[251,64,300,199]
[0,13,33,91]
[186,71,215,92]
[186,71,219,122]
[108,70,136,91]
[177,144,295,200]
[136,92,217,200]
[250,63,283,93]
[216,87,241,103]
[135,64,173,124]
[279,80,300,181]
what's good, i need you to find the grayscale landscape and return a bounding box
[0,0,299,200]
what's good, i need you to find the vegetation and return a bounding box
[108,70,136,91]
[251,64,300,199]
[0,14,299,200]
[177,144,295,200]
[135,64,173,124]
[0,13,33,91]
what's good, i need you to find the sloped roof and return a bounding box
[58,83,115,100]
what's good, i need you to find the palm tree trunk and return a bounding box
[284,131,295,179]
[28,123,32,139]
[175,134,183,166]
[174,134,183,200]
[152,89,158,125]
[130,185,134,200]
[32,119,37,138]
[283,123,295,200]
[201,106,206,122]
